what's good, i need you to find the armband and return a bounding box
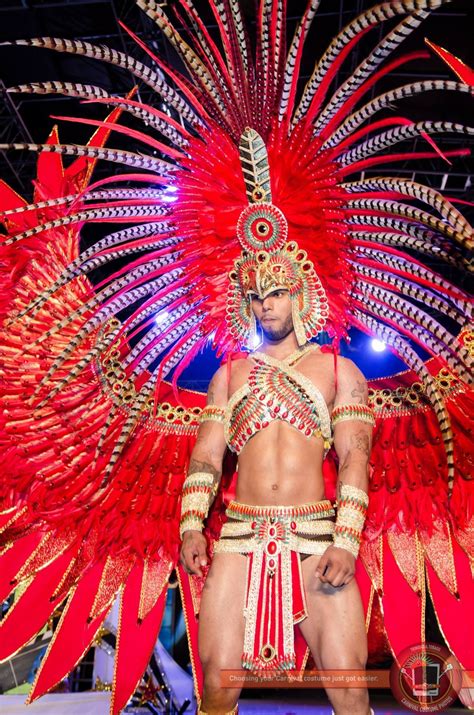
[333,484,369,558]
[199,405,225,425]
[179,471,218,538]
[331,404,374,428]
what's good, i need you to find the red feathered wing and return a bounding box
[360,354,474,678]
[0,122,202,715]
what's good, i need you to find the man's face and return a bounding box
[250,289,294,341]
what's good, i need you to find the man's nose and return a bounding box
[262,296,273,310]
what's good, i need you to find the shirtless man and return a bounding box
[180,287,374,715]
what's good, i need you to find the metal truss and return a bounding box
[0,79,36,192]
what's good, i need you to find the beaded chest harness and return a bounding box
[223,346,332,454]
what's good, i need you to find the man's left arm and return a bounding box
[315,358,374,587]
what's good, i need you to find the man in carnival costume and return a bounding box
[0,2,472,715]
[180,129,375,715]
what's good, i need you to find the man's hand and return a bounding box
[180,530,209,577]
[315,545,355,588]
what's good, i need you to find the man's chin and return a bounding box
[261,324,293,341]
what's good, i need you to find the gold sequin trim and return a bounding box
[226,499,335,520]
[180,472,219,537]
[200,405,225,424]
[331,403,375,427]
[334,485,368,558]
[95,320,201,433]
[251,351,332,441]
[219,518,335,539]
[181,490,212,513]
[368,367,464,414]
[179,516,204,535]
[214,535,333,555]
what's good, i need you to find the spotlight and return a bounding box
[161,186,178,203]
[250,331,262,349]
[371,338,386,353]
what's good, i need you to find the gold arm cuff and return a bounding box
[332,535,361,559]
[331,404,375,428]
[181,490,211,514]
[335,507,366,532]
[179,517,204,536]
[333,485,368,558]
[183,471,216,487]
[180,471,219,539]
[337,484,369,507]
[199,405,226,425]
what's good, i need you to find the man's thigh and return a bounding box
[198,552,247,671]
[298,554,368,671]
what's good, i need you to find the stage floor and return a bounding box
[238,696,468,713]
[0,692,469,713]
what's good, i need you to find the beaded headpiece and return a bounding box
[226,129,329,346]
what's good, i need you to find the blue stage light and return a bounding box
[371,338,386,353]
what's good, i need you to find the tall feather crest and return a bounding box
[238,128,272,203]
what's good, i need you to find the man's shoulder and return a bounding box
[336,354,362,372]
[332,357,369,401]
[309,350,367,382]
[210,355,249,386]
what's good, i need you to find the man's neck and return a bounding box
[258,331,302,361]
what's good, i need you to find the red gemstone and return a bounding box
[290,417,296,424]
[290,521,296,531]
[268,559,275,569]
[268,540,277,554]
[251,521,257,530]
[269,527,275,536]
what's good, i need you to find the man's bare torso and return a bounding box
[228,348,336,506]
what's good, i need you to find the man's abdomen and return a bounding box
[235,420,327,506]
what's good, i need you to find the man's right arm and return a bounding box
[179,365,228,576]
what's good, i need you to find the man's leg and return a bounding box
[298,554,371,715]
[198,552,247,714]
